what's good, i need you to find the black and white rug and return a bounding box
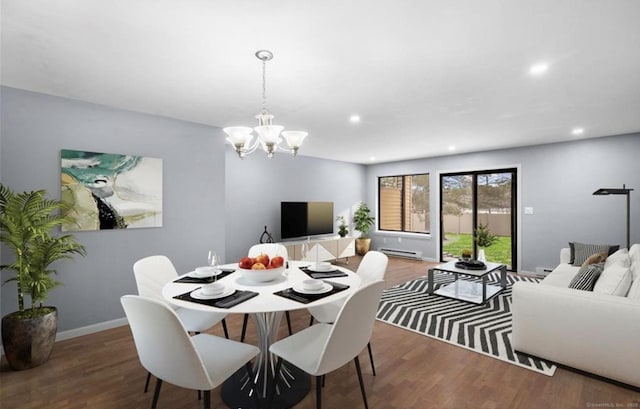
[376,272,557,376]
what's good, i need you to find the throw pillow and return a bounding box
[582,252,608,267]
[593,264,632,296]
[570,242,620,266]
[604,248,630,269]
[569,263,604,291]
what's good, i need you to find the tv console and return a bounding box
[281,236,355,263]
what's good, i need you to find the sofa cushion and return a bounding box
[593,264,632,296]
[542,263,579,287]
[570,242,620,266]
[627,279,640,300]
[569,263,604,291]
[604,248,630,269]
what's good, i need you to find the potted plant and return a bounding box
[461,248,472,261]
[474,223,497,262]
[336,216,349,238]
[0,184,86,370]
[353,202,375,255]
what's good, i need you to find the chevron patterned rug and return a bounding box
[376,272,557,376]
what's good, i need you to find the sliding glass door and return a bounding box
[440,169,517,270]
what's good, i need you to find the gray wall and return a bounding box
[2,85,638,337]
[0,87,227,332]
[366,133,640,272]
[0,86,367,335]
[225,149,367,263]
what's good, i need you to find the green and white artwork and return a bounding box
[61,149,163,231]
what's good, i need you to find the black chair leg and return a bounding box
[367,342,376,376]
[316,375,323,409]
[268,358,284,409]
[354,356,369,409]
[151,378,163,409]
[203,390,211,409]
[222,318,229,339]
[285,311,293,335]
[241,314,249,342]
[309,315,314,326]
[198,390,201,400]
[144,371,152,393]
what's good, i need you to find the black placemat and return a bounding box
[173,288,258,308]
[274,280,350,304]
[300,266,348,279]
[173,269,236,284]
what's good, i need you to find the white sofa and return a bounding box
[512,244,640,388]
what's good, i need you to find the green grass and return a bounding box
[443,233,512,266]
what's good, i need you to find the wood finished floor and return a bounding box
[1,256,639,409]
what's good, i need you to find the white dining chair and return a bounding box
[241,243,293,342]
[307,250,388,375]
[133,255,230,392]
[269,280,386,409]
[121,295,260,409]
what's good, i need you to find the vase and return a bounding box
[1,307,58,370]
[355,238,371,255]
[478,249,486,262]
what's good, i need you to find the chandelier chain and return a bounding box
[261,58,267,114]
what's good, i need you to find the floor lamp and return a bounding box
[593,184,634,249]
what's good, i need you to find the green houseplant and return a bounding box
[353,202,375,255]
[0,184,86,370]
[474,223,497,262]
[336,216,349,238]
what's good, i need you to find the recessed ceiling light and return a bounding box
[448,146,456,151]
[571,127,585,136]
[369,156,376,161]
[349,115,361,123]
[529,63,549,76]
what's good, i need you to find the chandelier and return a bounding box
[223,50,308,159]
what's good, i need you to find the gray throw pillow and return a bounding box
[569,242,619,266]
[569,263,604,291]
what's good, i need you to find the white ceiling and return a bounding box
[2,0,640,164]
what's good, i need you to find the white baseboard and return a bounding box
[1,316,128,357]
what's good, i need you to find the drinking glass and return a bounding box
[300,240,309,261]
[207,250,220,282]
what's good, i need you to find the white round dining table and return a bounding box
[162,260,361,409]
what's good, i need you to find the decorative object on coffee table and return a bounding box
[593,184,633,249]
[474,223,497,262]
[461,248,472,261]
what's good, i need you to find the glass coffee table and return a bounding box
[427,260,507,304]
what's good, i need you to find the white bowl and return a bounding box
[238,266,285,283]
[302,278,324,291]
[313,262,332,271]
[201,282,225,295]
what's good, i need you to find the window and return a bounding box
[378,173,430,234]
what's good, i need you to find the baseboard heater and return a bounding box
[378,248,423,260]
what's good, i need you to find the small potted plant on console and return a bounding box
[336,216,349,238]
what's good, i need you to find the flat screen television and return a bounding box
[281,201,334,240]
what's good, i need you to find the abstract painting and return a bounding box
[60,149,163,231]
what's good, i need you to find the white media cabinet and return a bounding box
[281,236,355,262]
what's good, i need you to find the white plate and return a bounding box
[292,282,333,294]
[190,267,221,278]
[308,264,334,272]
[190,287,235,300]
